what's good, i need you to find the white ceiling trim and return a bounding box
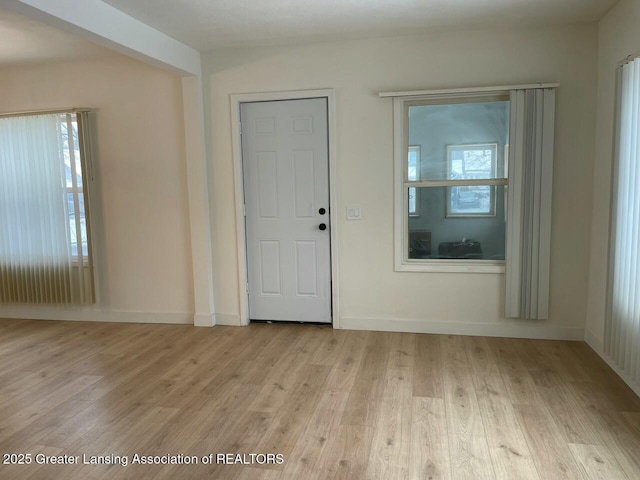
[2,0,201,76]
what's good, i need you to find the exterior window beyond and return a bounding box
[61,115,88,258]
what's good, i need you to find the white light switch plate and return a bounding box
[346,205,362,220]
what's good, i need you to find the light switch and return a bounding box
[346,205,362,220]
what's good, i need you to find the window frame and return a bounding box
[393,92,508,273]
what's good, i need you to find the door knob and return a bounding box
[318,223,327,231]
[319,208,326,215]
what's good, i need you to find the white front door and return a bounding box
[241,98,331,323]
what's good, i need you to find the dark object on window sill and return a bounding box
[438,239,483,259]
[409,231,432,259]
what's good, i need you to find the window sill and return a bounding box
[395,260,505,274]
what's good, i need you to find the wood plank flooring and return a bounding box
[0,318,638,480]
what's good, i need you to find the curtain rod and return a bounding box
[0,108,91,119]
[619,52,640,67]
[379,83,560,98]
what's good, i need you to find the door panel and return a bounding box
[295,240,318,296]
[241,98,331,323]
[259,240,281,295]
[256,152,279,218]
[293,150,315,218]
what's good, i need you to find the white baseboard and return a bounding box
[584,328,604,351]
[0,307,246,327]
[0,306,192,325]
[215,313,242,326]
[338,315,585,341]
[194,313,216,327]
[584,329,640,398]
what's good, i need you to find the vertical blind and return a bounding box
[505,88,556,319]
[0,110,95,304]
[606,58,640,384]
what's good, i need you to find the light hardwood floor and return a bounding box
[0,318,638,479]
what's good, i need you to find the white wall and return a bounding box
[204,23,597,338]
[0,55,195,323]
[586,0,640,348]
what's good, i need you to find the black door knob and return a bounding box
[319,208,326,215]
[319,223,327,231]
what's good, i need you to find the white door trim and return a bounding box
[230,89,339,328]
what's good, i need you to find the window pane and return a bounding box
[73,120,83,188]
[449,185,494,216]
[408,146,420,215]
[408,145,420,181]
[408,186,506,260]
[409,186,417,215]
[448,144,497,180]
[68,192,88,258]
[408,100,509,181]
[62,117,82,188]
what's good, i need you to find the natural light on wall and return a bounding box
[0,110,95,304]
[606,56,640,385]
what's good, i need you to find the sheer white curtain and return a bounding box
[505,88,556,319]
[606,58,640,384]
[0,112,94,304]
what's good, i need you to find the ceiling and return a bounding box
[0,8,113,67]
[102,0,619,50]
[0,0,619,68]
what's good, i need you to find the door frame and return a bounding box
[230,89,340,328]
